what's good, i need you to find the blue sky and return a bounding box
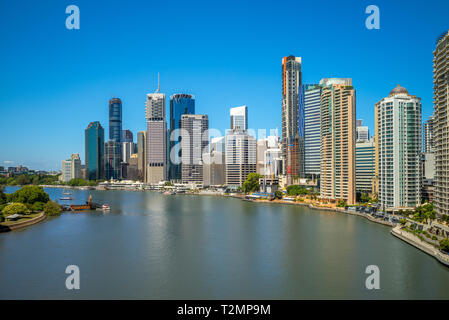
[0,0,448,170]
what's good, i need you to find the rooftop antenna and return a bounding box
[155,72,160,93]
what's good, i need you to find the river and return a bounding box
[1,186,449,299]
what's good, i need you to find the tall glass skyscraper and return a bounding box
[169,94,195,180]
[85,121,104,180]
[104,140,122,180]
[302,84,322,179]
[109,98,122,143]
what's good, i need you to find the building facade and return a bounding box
[225,130,257,186]
[356,138,375,194]
[137,131,146,181]
[85,121,104,180]
[104,140,122,180]
[282,55,302,185]
[230,105,248,131]
[169,94,195,180]
[303,84,322,179]
[181,114,209,183]
[423,115,434,153]
[434,30,449,216]
[146,90,167,183]
[375,85,422,209]
[319,78,356,205]
[109,98,122,143]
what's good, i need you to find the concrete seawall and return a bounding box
[0,212,46,233]
[391,226,449,267]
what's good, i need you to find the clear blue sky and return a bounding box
[0,0,448,170]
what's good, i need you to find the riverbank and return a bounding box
[391,226,449,267]
[0,212,46,233]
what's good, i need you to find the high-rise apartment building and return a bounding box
[282,55,302,185]
[104,140,122,180]
[356,138,375,194]
[169,94,195,180]
[230,105,248,131]
[109,98,123,143]
[70,153,81,179]
[85,121,104,180]
[225,131,257,186]
[319,78,356,205]
[181,114,208,183]
[433,30,449,216]
[423,115,435,153]
[61,160,72,182]
[145,83,167,183]
[302,84,322,179]
[137,131,146,181]
[203,136,226,186]
[375,85,422,209]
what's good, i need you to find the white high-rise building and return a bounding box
[225,131,256,186]
[61,153,81,182]
[375,85,422,209]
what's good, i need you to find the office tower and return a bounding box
[434,30,449,216]
[423,115,435,153]
[145,80,167,183]
[104,140,122,180]
[61,160,72,182]
[230,105,248,131]
[85,121,104,180]
[356,119,370,142]
[122,130,133,143]
[303,84,322,179]
[109,98,122,143]
[356,138,375,194]
[180,114,208,183]
[137,131,146,181]
[225,131,257,186]
[319,78,356,205]
[122,141,136,164]
[202,151,226,186]
[375,85,422,209]
[70,153,81,179]
[169,94,195,180]
[282,55,302,185]
[125,154,139,181]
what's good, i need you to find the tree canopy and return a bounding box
[242,173,262,194]
[44,201,61,216]
[2,203,30,216]
[9,186,50,205]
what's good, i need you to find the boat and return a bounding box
[163,191,175,195]
[60,197,74,201]
[101,204,110,210]
[62,191,72,195]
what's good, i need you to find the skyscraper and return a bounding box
[181,114,208,183]
[109,98,122,143]
[145,79,167,183]
[85,121,104,180]
[433,30,449,216]
[303,84,322,179]
[230,105,248,131]
[320,78,356,205]
[104,140,122,180]
[282,55,302,185]
[137,131,146,181]
[225,131,257,186]
[70,153,81,179]
[169,94,195,180]
[376,85,421,209]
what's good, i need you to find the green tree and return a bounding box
[67,178,88,186]
[31,201,45,212]
[274,190,283,199]
[43,201,62,216]
[286,185,308,196]
[2,203,30,216]
[337,200,347,208]
[10,186,49,205]
[439,239,449,253]
[242,173,263,193]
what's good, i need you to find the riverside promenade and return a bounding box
[0,212,46,233]
[391,226,449,267]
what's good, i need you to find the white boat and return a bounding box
[101,204,111,210]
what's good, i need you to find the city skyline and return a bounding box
[1,0,449,170]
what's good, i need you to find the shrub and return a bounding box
[440,239,449,253]
[432,236,438,240]
[2,203,30,216]
[43,201,62,216]
[31,202,45,212]
[274,191,283,199]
